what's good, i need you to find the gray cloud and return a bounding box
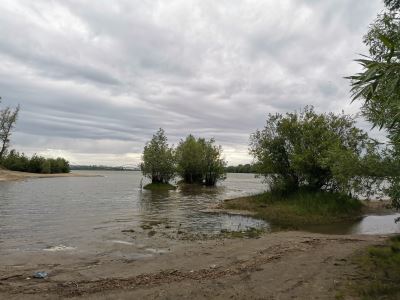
[0,0,384,166]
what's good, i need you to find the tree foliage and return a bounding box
[0,97,19,161]
[250,106,384,197]
[348,2,400,141]
[348,1,400,208]
[173,135,226,186]
[175,135,205,184]
[202,138,227,186]
[140,128,175,184]
[140,130,226,186]
[385,0,400,11]
[2,150,70,173]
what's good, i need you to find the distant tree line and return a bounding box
[140,129,226,186]
[225,164,256,173]
[2,150,70,174]
[70,165,136,171]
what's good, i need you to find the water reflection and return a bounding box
[301,214,400,235]
[137,184,266,233]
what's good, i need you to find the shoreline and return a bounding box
[210,198,395,216]
[216,192,396,227]
[0,169,102,182]
[0,231,390,299]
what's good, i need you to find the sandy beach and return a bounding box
[0,169,101,182]
[0,230,389,299]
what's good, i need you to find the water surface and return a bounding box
[0,172,266,254]
[0,171,399,257]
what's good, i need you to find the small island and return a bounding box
[140,129,226,190]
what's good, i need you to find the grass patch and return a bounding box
[350,236,400,299]
[222,188,363,227]
[143,183,176,191]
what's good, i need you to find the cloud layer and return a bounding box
[0,0,383,166]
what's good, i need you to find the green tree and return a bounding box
[201,138,226,186]
[348,0,400,208]
[384,0,400,10]
[250,106,383,196]
[0,97,19,161]
[140,128,175,184]
[2,150,29,171]
[175,135,226,186]
[348,6,400,140]
[175,135,205,184]
[28,155,46,173]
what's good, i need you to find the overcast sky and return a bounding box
[1,0,384,166]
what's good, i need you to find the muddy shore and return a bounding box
[0,230,390,299]
[0,169,101,181]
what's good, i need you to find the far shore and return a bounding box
[0,169,102,182]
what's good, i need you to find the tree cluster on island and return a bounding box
[140,129,226,189]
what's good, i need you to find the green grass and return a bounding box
[222,188,363,227]
[350,236,400,299]
[143,183,177,191]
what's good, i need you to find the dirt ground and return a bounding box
[0,231,388,299]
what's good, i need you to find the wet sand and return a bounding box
[0,231,388,299]
[0,169,101,181]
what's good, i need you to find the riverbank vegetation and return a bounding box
[1,150,70,174]
[250,106,385,197]
[222,106,388,226]
[347,235,400,299]
[140,129,226,188]
[223,189,363,227]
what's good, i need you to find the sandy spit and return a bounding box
[0,169,101,182]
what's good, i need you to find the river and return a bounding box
[0,171,399,258]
